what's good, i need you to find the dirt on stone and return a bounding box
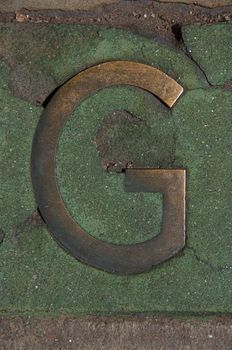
[14,1,232,45]
[95,110,144,172]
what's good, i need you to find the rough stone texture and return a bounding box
[0,60,42,233]
[174,88,232,270]
[158,0,232,8]
[1,316,232,350]
[13,3,232,47]
[0,0,119,12]
[1,23,232,317]
[1,0,231,12]
[0,23,204,105]
[183,23,232,85]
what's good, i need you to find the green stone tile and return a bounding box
[183,23,232,85]
[1,24,232,316]
[0,23,205,105]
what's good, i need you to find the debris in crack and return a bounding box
[172,23,183,42]
[14,3,232,46]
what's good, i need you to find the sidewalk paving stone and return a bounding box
[1,23,232,316]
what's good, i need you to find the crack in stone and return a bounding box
[11,210,44,245]
[182,46,213,87]
[176,25,232,91]
[140,43,147,61]
[173,26,211,87]
[186,245,232,272]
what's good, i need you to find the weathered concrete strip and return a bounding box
[1,316,232,350]
[0,0,120,12]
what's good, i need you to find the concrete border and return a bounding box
[1,316,232,349]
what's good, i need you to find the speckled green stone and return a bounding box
[1,24,232,316]
[183,23,232,85]
[0,23,205,104]
[174,88,232,269]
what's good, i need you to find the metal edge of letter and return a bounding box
[31,61,185,274]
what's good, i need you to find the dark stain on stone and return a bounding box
[9,65,57,105]
[95,110,144,172]
[15,3,232,45]
[222,80,232,90]
[95,109,176,172]
[11,209,44,245]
